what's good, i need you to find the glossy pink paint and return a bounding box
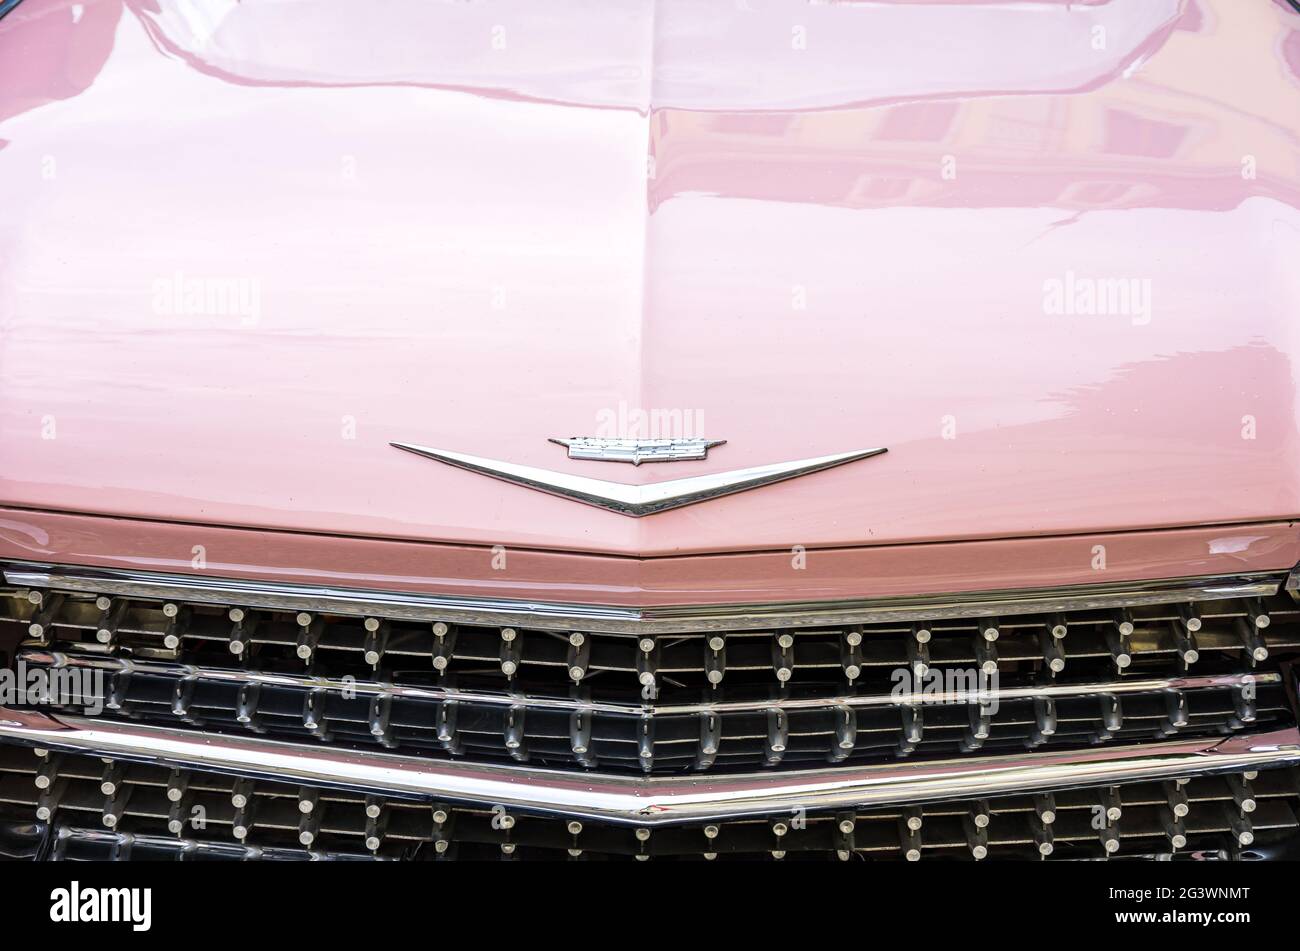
[1,1,1298,585]
[0,507,1296,606]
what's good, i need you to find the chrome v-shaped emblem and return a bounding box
[390,442,887,517]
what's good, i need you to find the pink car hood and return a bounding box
[1,0,1299,558]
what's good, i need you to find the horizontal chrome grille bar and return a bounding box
[19,649,1282,718]
[3,560,1283,635]
[2,706,1297,826]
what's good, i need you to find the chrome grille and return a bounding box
[2,748,1296,861]
[12,652,1295,774]
[3,570,1297,774]
[3,562,1299,862]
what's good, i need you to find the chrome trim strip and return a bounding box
[1,560,1283,636]
[390,443,887,516]
[49,826,393,862]
[19,649,1282,718]
[1,707,1295,825]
